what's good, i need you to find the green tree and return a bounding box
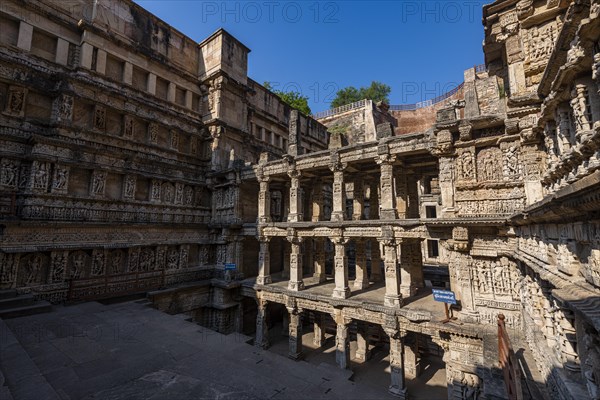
[264,82,311,115]
[330,86,362,108]
[330,81,391,109]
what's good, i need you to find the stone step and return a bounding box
[0,289,17,300]
[0,294,35,310]
[0,301,52,319]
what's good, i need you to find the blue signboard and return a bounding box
[432,289,457,305]
[224,263,236,271]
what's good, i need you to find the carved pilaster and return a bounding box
[287,305,303,360]
[355,321,371,362]
[311,179,323,222]
[287,232,304,291]
[353,239,369,290]
[371,239,383,282]
[331,236,350,299]
[255,297,269,349]
[329,155,347,222]
[312,312,325,347]
[287,170,303,222]
[380,230,402,307]
[257,173,271,223]
[376,151,397,220]
[385,328,408,399]
[256,236,271,285]
[369,180,379,219]
[352,179,364,220]
[571,84,593,141]
[313,237,327,283]
[331,312,351,369]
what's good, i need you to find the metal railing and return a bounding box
[312,99,368,119]
[389,82,465,112]
[313,64,486,118]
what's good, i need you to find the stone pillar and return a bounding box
[288,235,304,291]
[404,344,420,379]
[313,313,325,347]
[283,182,290,221]
[304,239,314,276]
[369,181,379,219]
[147,73,157,95]
[570,84,593,140]
[355,321,371,362]
[256,236,271,285]
[95,49,107,75]
[371,239,383,282]
[288,170,303,222]
[313,237,327,283]
[283,245,290,279]
[287,307,303,360]
[380,236,402,307]
[123,62,133,85]
[386,329,408,399]
[282,312,289,337]
[258,176,271,223]
[333,314,351,369]
[330,163,346,222]
[399,240,413,298]
[332,237,350,299]
[438,156,456,217]
[353,239,369,290]
[255,298,269,349]
[312,180,323,222]
[377,155,397,220]
[17,21,33,51]
[55,38,70,66]
[352,179,364,220]
[80,43,94,69]
[395,170,408,219]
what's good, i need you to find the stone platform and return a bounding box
[0,300,394,400]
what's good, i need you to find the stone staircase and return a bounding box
[0,290,52,319]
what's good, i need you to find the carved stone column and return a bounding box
[385,328,408,399]
[570,84,593,141]
[370,239,383,282]
[377,154,397,220]
[353,239,369,290]
[332,313,351,369]
[332,236,350,299]
[399,240,413,298]
[395,169,407,219]
[283,245,290,280]
[313,312,325,347]
[256,236,271,285]
[288,234,304,291]
[313,237,327,283]
[287,170,303,222]
[258,175,271,223]
[311,179,323,222]
[329,160,346,222]
[355,321,371,362]
[404,342,420,379]
[304,239,313,277]
[369,180,379,219]
[255,297,269,349]
[282,312,289,337]
[352,179,364,220]
[380,234,402,307]
[287,306,303,360]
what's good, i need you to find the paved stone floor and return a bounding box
[267,324,448,400]
[0,300,417,400]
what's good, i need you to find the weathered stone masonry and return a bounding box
[1,0,600,400]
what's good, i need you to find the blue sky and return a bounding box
[136,1,487,113]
